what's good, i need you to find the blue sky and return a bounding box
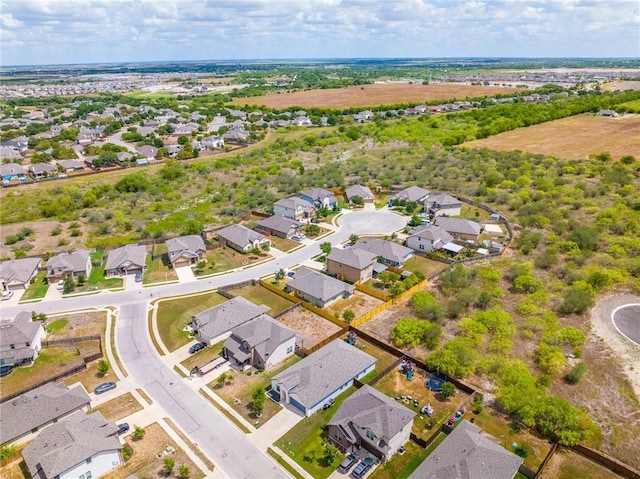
[1,0,638,66]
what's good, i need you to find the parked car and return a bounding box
[291,233,306,241]
[135,271,143,282]
[322,398,335,410]
[338,453,358,473]
[1,290,14,301]
[56,280,65,291]
[0,365,13,377]
[352,456,375,478]
[189,342,207,354]
[94,382,117,394]
[116,423,130,435]
[286,271,296,278]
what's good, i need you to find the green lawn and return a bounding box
[156,292,227,351]
[275,386,357,479]
[180,340,225,371]
[369,439,437,479]
[227,284,295,315]
[74,265,123,292]
[144,254,178,284]
[269,236,300,252]
[46,318,69,334]
[354,339,399,375]
[403,256,449,278]
[20,271,49,300]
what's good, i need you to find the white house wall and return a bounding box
[406,236,435,252]
[265,336,296,370]
[59,449,122,479]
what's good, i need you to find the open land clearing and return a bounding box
[231,83,521,108]
[466,114,640,160]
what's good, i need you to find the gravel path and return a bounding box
[590,294,640,398]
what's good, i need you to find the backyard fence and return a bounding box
[354,282,391,302]
[1,363,88,403]
[42,335,102,347]
[272,301,303,319]
[299,327,347,357]
[569,445,640,479]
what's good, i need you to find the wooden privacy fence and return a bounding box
[354,282,391,301]
[568,445,640,479]
[1,363,88,403]
[352,279,427,327]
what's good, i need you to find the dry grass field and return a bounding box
[232,83,521,109]
[467,114,640,160]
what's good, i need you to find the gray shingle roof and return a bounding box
[57,160,85,170]
[407,420,523,479]
[408,225,454,244]
[286,267,354,303]
[301,188,336,203]
[0,311,43,349]
[435,218,484,237]
[22,411,121,479]
[0,383,90,444]
[327,247,378,270]
[346,185,375,201]
[45,250,90,276]
[274,197,315,213]
[391,186,430,203]
[255,215,302,235]
[329,385,415,450]
[217,224,268,250]
[426,193,462,210]
[224,315,296,363]
[104,244,146,271]
[356,239,413,264]
[166,235,206,263]
[272,339,376,410]
[0,163,25,176]
[192,296,269,343]
[28,163,57,175]
[0,257,41,285]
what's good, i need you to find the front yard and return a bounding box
[180,340,225,372]
[275,386,358,479]
[91,392,144,422]
[144,253,178,284]
[74,265,123,292]
[269,236,300,252]
[207,354,301,428]
[227,283,296,315]
[156,292,227,352]
[194,247,270,276]
[20,271,48,301]
[45,310,106,338]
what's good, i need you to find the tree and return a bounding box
[304,223,320,236]
[391,318,441,349]
[216,372,228,387]
[320,242,332,255]
[342,310,355,324]
[323,442,339,464]
[349,234,359,244]
[410,291,444,322]
[63,276,75,294]
[177,135,189,145]
[178,465,190,479]
[351,195,364,206]
[97,359,109,377]
[132,425,146,441]
[163,458,175,476]
[407,215,422,227]
[159,158,185,180]
[389,282,405,298]
[535,342,566,374]
[274,268,285,281]
[441,382,456,400]
[251,387,265,417]
[0,444,17,462]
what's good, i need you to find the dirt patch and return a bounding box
[325,291,384,319]
[467,114,640,161]
[277,307,343,348]
[232,83,521,109]
[0,218,89,259]
[46,310,107,338]
[91,392,144,422]
[539,448,624,479]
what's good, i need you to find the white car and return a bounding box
[1,290,14,301]
[56,280,65,291]
[291,234,306,241]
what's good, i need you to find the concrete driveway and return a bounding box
[175,266,196,283]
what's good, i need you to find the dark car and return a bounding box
[352,457,375,478]
[116,423,130,435]
[322,398,335,410]
[0,365,13,377]
[338,453,358,473]
[189,342,207,354]
[94,382,117,394]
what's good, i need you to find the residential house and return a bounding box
[300,188,338,209]
[165,235,206,267]
[292,116,313,126]
[345,185,375,204]
[45,250,92,281]
[136,126,155,136]
[284,267,354,308]
[0,311,46,368]
[1,163,26,182]
[22,411,123,479]
[326,247,378,283]
[226,109,247,120]
[57,159,85,172]
[0,147,24,162]
[271,339,376,417]
[116,152,133,163]
[217,224,271,253]
[353,110,374,123]
[0,383,90,445]
[273,197,316,221]
[254,215,302,239]
[407,420,523,479]
[27,163,57,179]
[223,315,297,370]
[406,224,454,253]
[104,244,146,276]
[201,135,224,149]
[223,128,249,142]
[3,135,29,153]
[328,385,415,462]
[173,122,200,135]
[191,296,270,345]
[355,238,414,267]
[390,186,430,204]
[435,217,484,241]
[425,193,463,217]
[0,257,41,291]
[136,145,158,160]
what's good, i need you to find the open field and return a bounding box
[466,114,640,160]
[538,448,623,479]
[232,83,521,109]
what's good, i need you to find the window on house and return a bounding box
[86,472,92,479]
[286,346,293,354]
[86,457,92,464]
[419,245,424,250]
[10,344,15,350]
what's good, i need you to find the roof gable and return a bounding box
[287,267,354,302]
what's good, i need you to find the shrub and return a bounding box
[441,382,456,400]
[565,362,587,384]
[178,465,190,479]
[132,425,146,441]
[163,458,175,475]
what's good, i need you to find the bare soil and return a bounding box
[232,83,521,109]
[467,114,640,161]
[0,218,89,259]
[46,310,107,338]
[277,307,343,349]
[325,291,384,319]
[91,392,144,422]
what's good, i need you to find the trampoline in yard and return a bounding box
[427,376,445,392]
